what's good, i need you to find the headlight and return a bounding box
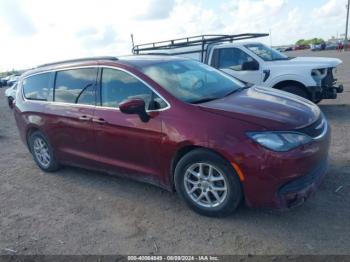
[247,132,312,152]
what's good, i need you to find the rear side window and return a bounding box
[54,68,97,105]
[23,73,51,101]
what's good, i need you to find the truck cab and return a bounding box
[133,34,343,103]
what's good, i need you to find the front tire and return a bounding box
[29,131,60,172]
[280,85,310,100]
[174,149,243,217]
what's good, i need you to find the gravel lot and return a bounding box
[0,50,349,255]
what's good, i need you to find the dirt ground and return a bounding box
[0,50,349,255]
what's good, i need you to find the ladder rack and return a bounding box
[132,33,269,62]
[132,33,269,54]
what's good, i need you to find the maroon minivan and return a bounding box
[14,56,330,216]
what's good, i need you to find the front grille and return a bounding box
[296,114,326,138]
[279,160,328,195]
[321,68,336,87]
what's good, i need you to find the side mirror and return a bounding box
[119,98,150,122]
[242,61,259,71]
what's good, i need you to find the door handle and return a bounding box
[78,115,91,121]
[92,118,107,124]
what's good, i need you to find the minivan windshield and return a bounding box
[140,60,246,104]
[245,43,290,61]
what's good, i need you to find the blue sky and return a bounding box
[0,0,348,70]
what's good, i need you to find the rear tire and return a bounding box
[280,85,310,100]
[174,149,242,217]
[7,97,13,108]
[28,130,60,172]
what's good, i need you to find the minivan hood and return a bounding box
[198,86,320,130]
[268,56,342,68]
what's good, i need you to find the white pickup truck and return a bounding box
[132,34,343,103]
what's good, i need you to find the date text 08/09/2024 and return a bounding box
[127,255,220,261]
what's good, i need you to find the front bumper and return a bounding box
[307,67,344,101]
[240,119,331,209]
[278,159,328,208]
[307,84,343,101]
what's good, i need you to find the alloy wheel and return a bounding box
[33,137,51,168]
[184,163,228,208]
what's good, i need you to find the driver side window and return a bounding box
[101,68,167,110]
[218,48,258,71]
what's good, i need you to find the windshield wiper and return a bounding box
[191,85,252,104]
[223,85,251,97]
[190,97,219,104]
[272,57,291,61]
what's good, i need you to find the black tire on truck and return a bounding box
[280,85,310,100]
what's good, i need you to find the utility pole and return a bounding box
[131,34,135,53]
[346,0,350,50]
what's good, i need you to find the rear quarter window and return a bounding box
[22,73,51,101]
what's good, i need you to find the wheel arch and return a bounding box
[266,72,313,89]
[273,80,306,90]
[25,126,42,153]
[170,145,243,191]
[273,80,311,97]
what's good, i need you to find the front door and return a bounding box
[212,47,262,85]
[93,67,168,182]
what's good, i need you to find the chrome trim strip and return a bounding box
[315,118,325,130]
[22,65,98,79]
[20,65,171,113]
[313,118,328,140]
[26,100,97,109]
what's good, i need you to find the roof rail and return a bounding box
[37,56,118,68]
[132,33,269,54]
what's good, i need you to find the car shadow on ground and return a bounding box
[51,164,334,221]
[319,104,350,121]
